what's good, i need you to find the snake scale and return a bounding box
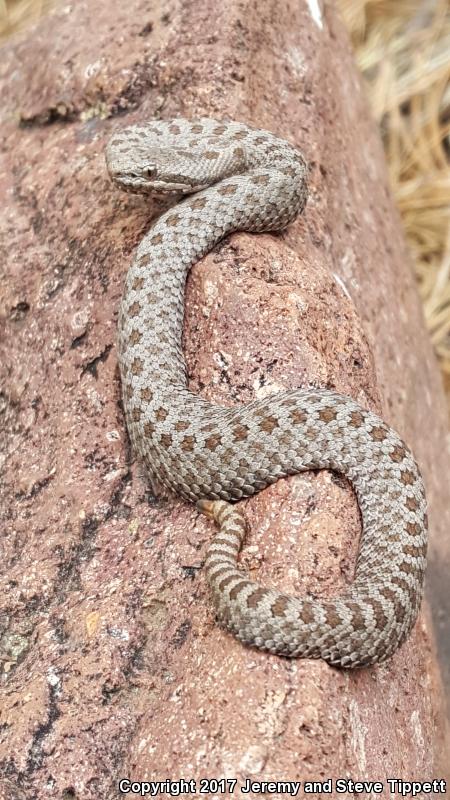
[105,117,427,668]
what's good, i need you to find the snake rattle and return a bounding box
[105,118,427,667]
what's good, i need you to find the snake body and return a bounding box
[105,118,427,668]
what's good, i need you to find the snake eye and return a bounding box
[145,165,157,178]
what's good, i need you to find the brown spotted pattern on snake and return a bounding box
[105,117,427,668]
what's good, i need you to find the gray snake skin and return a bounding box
[105,117,427,668]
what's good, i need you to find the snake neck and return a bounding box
[118,162,307,396]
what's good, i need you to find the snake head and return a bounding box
[105,136,210,195]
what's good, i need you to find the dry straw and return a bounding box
[0,0,53,39]
[2,0,450,403]
[338,0,450,405]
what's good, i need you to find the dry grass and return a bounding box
[338,0,450,404]
[1,0,450,403]
[0,0,54,40]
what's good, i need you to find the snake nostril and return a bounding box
[145,165,157,178]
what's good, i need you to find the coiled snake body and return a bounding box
[106,118,427,667]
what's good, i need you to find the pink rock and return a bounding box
[0,0,448,797]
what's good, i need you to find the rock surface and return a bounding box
[0,0,449,797]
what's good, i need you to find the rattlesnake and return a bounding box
[105,117,427,668]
